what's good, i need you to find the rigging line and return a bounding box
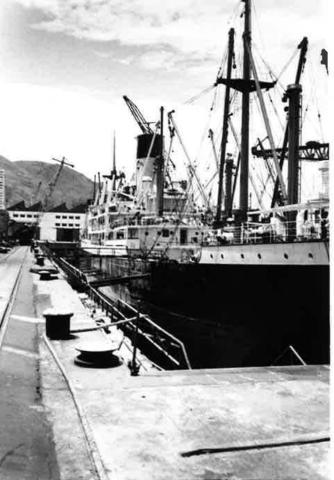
[253,53,284,136]
[210,84,219,112]
[305,51,325,140]
[267,92,285,132]
[195,113,226,196]
[252,0,270,60]
[248,41,287,201]
[302,104,310,129]
[254,43,299,91]
[253,44,280,80]
[276,47,300,81]
[169,114,209,207]
[305,63,323,140]
[183,84,215,105]
[252,162,268,202]
[193,105,216,168]
[217,45,229,79]
[217,0,242,76]
[177,144,210,219]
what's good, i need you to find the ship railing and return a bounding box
[42,249,192,371]
[204,219,329,246]
[105,212,205,228]
[88,287,192,371]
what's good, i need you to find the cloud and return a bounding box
[9,0,328,76]
[14,0,237,55]
[93,49,114,59]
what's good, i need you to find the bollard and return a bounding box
[43,308,73,339]
[36,255,45,267]
[75,342,121,367]
[39,270,51,281]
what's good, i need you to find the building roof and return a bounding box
[48,203,68,212]
[68,203,87,213]
[8,200,27,211]
[26,201,43,212]
[7,200,86,215]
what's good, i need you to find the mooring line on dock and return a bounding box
[10,314,45,324]
[0,248,28,350]
[46,250,192,370]
[2,345,40,359]
[42,333,109,480]
[180,436,330,457]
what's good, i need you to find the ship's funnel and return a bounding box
[136,133,162,200]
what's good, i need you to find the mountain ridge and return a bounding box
[0,156,94,210]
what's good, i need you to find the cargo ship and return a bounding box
[78,0,329,368]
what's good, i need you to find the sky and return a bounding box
[0,0,329,204]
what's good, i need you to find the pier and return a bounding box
[0,247,330,479]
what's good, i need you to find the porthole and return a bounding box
[241,254,245,259]
[210,254,213,259]
[221,254,224,259]
[308,253,313,259]
[284,253,288,259]
[258,253,262,259]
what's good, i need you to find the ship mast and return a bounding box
[112,130,117,192]
[215,28,235,225]
[215,0,278,219]
[156,107,164,217]
[239,0,251,221]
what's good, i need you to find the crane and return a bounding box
[123,95,176,178]
[34,156,74,239]
[123,95,153,134]
[44,157,74,210]
[251,38,309,207]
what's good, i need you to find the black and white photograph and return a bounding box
[0,0,330,478]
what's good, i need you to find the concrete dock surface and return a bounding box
[0,247,60,480]
[0,248,331,479]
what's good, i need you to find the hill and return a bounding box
[0,156,94,209]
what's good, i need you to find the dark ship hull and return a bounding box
[79,242,329,369]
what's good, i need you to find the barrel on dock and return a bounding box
[44,308,73,339]
[36,255,45,267]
